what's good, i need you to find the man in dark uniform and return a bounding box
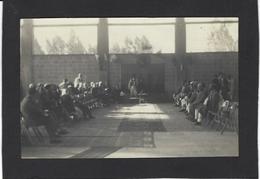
[20,84,61,143]
[186,82,207,122]
[195,83,221,125]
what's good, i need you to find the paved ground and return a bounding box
[22,103,238,158]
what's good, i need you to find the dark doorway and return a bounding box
[121,64,165,93]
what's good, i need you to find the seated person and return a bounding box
[227,75,235,101]
[218,73,230,101]
[179,81,197,112]
[74,93,95,120]
[184,81,198,114]
[59,78,70,90]
[103,87,112,105]
[62,87,94,120]
[194,83,221,125]
[20,84,61,144]
[41,84,69,134]
[91,82,98,97]
[173,81,190,107]
[186,82,207,123]
[111,84,121,103]
[95,81,106,107]
[61,87,78,119]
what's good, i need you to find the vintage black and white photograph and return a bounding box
[20,17,239,159]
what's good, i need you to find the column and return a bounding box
[20,19,34,97]
[175,18,187,87]
[97,18,110,86]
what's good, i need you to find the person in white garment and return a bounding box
[74,73,84,89]
[128,77,137,97]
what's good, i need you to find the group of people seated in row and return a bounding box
[21,73,122,144]
[173,72,237,125]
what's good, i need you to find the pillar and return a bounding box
[20,19,33,97]
[175,18,187,87]
[97,18,110,86]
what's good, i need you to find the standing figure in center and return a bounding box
[128,76,137,97]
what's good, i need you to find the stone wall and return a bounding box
[32,55,99,84]
[31,53,238,96]
[187,52,238,83]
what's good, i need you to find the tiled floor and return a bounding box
[22,103,238,158]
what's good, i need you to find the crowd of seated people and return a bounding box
[21,73,123,144]
[173,72,237,126]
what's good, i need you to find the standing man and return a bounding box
[74,73,84,89]
[128,76,137,97]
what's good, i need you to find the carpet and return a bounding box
[118,119,166,132]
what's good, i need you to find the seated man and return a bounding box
[20,84,61,144]
[174,81,190,107]
[186,82,207,123]
[74,93,95,120]
[111,84,121,103]
[180,81,196,112]
[218,73,230,101]
[59,78,69,90]
[184,81,198,114]
[195,83,220,125]
[61,86,78,118]
[95,81,107,107]
[41,84,69,134]
[62,87,94,120]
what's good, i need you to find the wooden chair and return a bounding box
[206,110,221,129]
[213,101,230,131]
[220,102,239,134]
[205,100,224,128]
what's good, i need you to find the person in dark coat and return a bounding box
[74,93,95,120]
[20,84,61,143]
[211,74,221,92]
[40,84,70,134]
[111,84,121,103]
[186,82,207,122]
[195,83,221,125]
[61,86,76,115]
[206,84,221,113]
[218,73,230,100]
[185,81,198,114]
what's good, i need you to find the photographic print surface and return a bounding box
[20,17,239,158]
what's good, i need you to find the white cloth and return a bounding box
[194,108,198,120]
[186,103,191,113]
[203,97,209,105]
[130,86,137,97]
[197,112,202,122]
